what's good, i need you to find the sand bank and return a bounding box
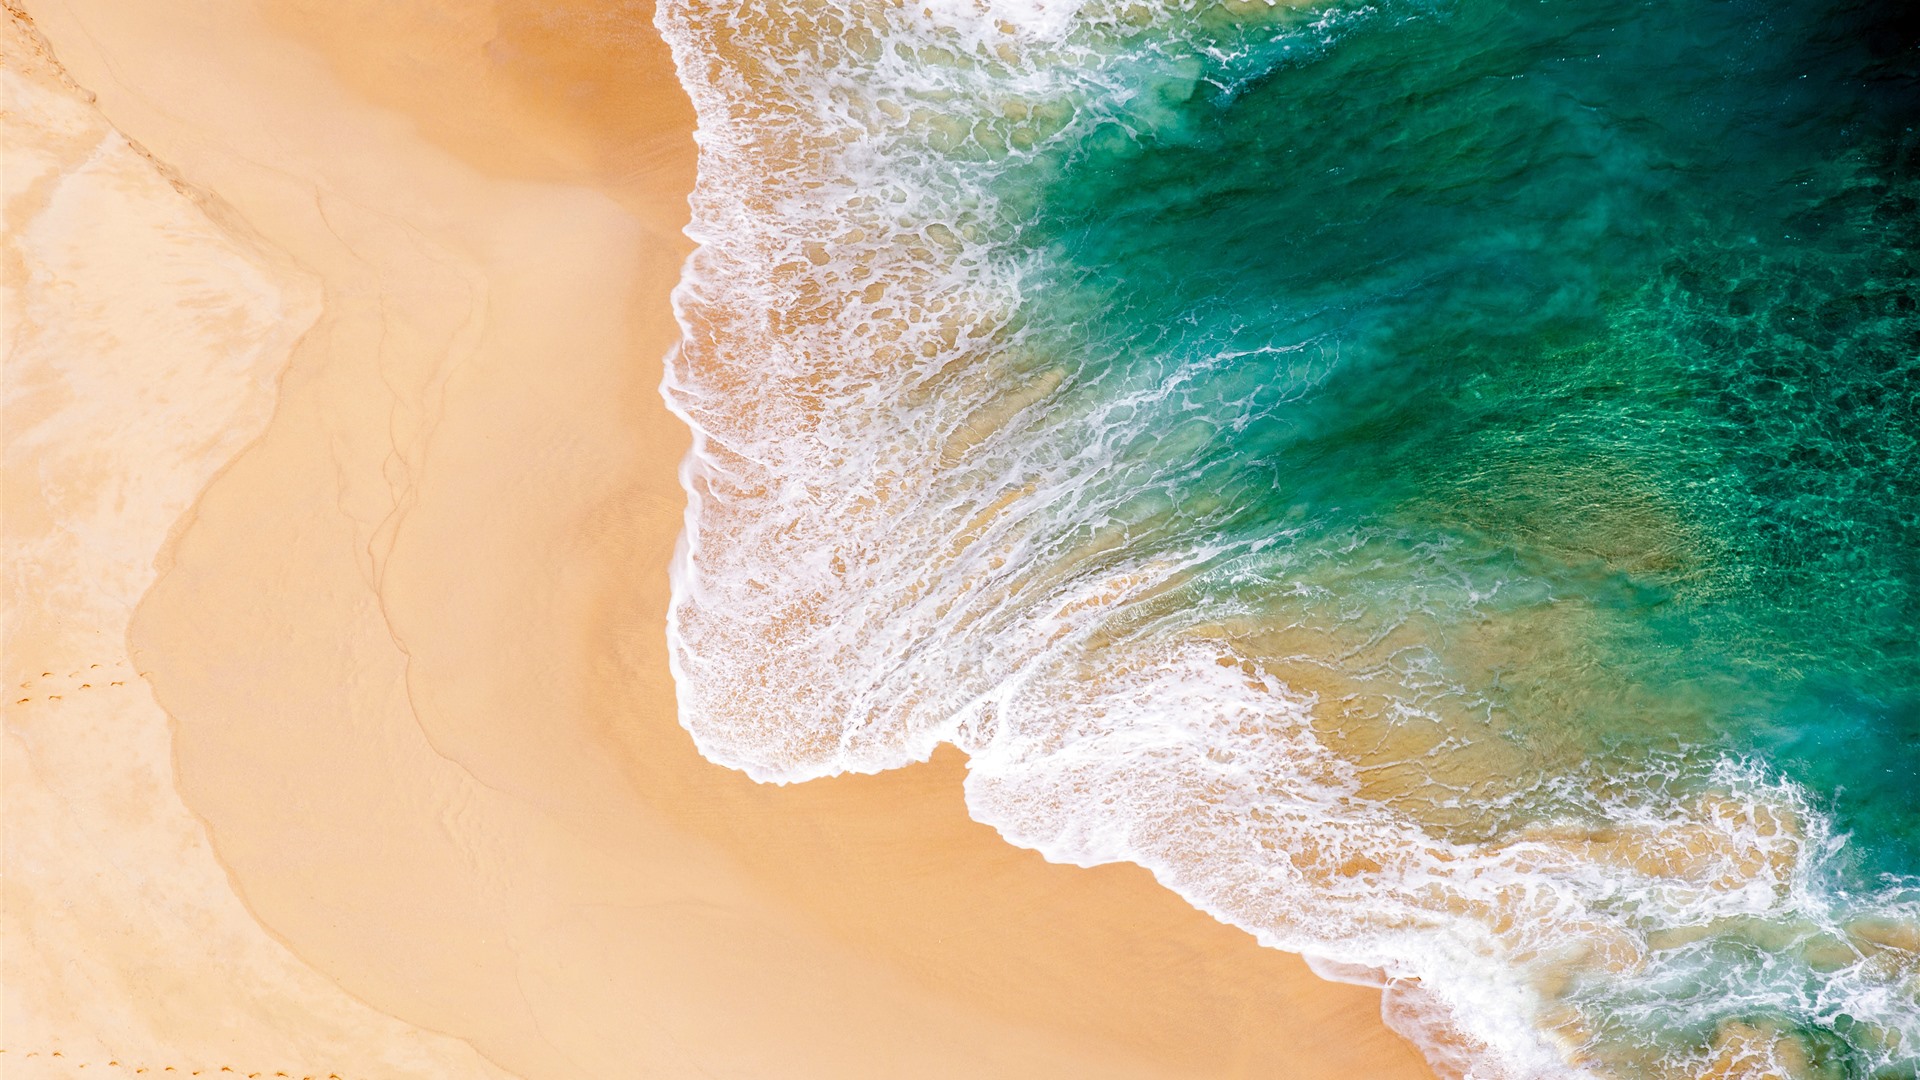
[5,1,1437,1076]
[1,8,512,1076]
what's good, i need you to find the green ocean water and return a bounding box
[1007,0,1920,885]
[960,1,1920,1069]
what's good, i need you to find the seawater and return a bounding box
[654,0,1920,1076]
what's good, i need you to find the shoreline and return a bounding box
[7,2,1437,1076]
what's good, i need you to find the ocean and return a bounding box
[655,0,1920,1075]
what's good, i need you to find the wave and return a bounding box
[652,1,1920,1076]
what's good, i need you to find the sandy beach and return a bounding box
[3,2,1438,1077]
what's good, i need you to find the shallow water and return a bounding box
[657,0,1920,1075]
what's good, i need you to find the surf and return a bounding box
[654,0,1920,1075]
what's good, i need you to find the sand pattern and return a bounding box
[1,8,513,1076]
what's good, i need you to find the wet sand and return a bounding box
[4,1,1438,1076]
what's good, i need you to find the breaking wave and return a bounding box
[654,1,1920,1075]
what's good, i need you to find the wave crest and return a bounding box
[653,1,1920,1075]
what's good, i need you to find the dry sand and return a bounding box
[3,1,1439,1076]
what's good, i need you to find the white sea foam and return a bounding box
[652,2,1920,1075]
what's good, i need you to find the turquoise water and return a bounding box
[658,0,1920,1073]
[1013,0,1920,880]
[1002,0,1920,1067]
[1006,0,1920,864]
